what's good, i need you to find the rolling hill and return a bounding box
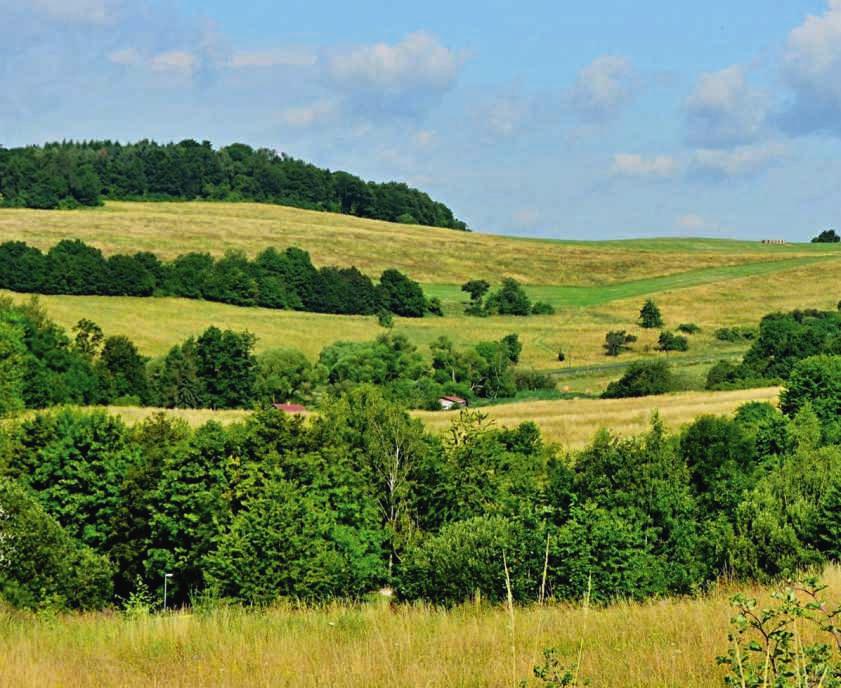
[1,199,838,422]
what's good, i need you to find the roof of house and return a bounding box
[439,395,466,404]
[273,403,307,413]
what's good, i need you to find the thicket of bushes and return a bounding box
[0,140,467,230]
[0,240,435,317]
[0,298,553,414]
[707,309,841,390]
[2,370,841,610]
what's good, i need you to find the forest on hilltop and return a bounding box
[0,140,468,230]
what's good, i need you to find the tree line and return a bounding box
[0,298,555,414]
[0,240,438,317]
[0,140,468,230]
[1,367,840,611]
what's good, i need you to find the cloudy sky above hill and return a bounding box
[3,0,841,240]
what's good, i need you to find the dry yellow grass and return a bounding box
[417,387,781,449]
[1,200,834,285]
[1,566,838,688]
[3,251,838,377]
[83,386,778,449]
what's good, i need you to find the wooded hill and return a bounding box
[0,140,467,230]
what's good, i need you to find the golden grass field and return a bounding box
[2,251,839,389]
[89,386,779,450]
[416,386,781,449]
[2,200,839,285]
[1,566,838,688]
[2,201,840,389]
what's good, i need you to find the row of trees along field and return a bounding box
[1,375,840,610]
[0,140,468,229]
[0,240,439,316]
[0,298,554,413]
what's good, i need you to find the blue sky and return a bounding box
[2,1,841,240]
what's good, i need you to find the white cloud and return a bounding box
[690,142,787,179]
[781,0,841,134]
[611,153,679,179]
[328,32,463,94]
[150,51,198,76]
[483,95,534,137]
[684,66,767,148]
[280,99,339,128]
[229,49,317,69]
[568,55,635,121]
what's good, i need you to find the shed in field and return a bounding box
[438,395,467,411]
[273,403,307,414]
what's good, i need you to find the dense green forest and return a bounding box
[1,373,840,610]
[0,240,438,317]
[0,140,467,229]
[1,297,840,611]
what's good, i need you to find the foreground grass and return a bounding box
[2,201,838,285]
[2,567,838,688]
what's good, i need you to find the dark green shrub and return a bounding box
[531,302,555,315]
[602,360,674,398]
[603,330,637,356]
[657,331,689,352]
[0,478,113,610]
[677,323,700,334]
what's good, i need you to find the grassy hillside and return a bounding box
[3,566,838,687]
[2,200,839,395]
[2,201,838,285]
[3,253,838,386]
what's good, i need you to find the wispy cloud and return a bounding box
[684,65,768,148]
[611,153,679,179]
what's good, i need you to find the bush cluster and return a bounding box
[461,278,554,317]
[0,299,553,414]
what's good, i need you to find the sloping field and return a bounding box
[2,565,837,688]
[3,252,839,378]
[85,386,778,450]
[417,387,780,448]
[2,200,838,285]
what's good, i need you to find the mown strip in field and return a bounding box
[426,255,838,308]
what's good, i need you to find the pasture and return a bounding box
[2,200,839,394]
[2,200,839,285]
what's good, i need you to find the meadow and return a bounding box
[94,385,780,450]
[2,200,839,285]
[1,566,838,688]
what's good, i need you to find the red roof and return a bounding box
[440,396,466,404]
[273,403,307,414]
